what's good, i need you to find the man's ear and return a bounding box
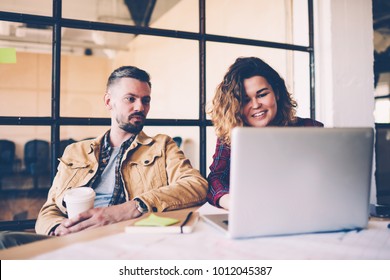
[104,92,112,109]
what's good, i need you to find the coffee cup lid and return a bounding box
[64,187,95,203]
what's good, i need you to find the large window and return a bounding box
[0,0,315,225]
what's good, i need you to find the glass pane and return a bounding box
[114,35,199,119]
[59,28,120,118]
[292,0,310,46]
[0,126,51,221]
[143,126,200,169]
[206,42,311,120]
[62,0,198,32]
[61,27,132,57]
[60,30,113,118]
[374,72,390,123]
[61,31,199,119]
[375,99,390,123]
[293,51,311,118]
[0,21,52,117]
[0,0,52,16]
[63,0,131,23]
[150,0,198,32]
[206,0,309,46]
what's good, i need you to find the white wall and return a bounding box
[314,0,376,203]
[314,0,375,127]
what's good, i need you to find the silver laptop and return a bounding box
[203,127,374,239]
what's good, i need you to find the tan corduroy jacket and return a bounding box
[35,131,208,235]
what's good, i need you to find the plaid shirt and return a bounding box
[206,117,324,207]
[87,131,135,206]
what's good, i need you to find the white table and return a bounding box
[2,203,388,260]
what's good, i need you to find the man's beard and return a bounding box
[117,113,145,134]
[119,122,144,134]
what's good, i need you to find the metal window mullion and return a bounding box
[199,0,207,177]
[308,0,315,119]
[50,0,62,181]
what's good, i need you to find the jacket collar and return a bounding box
[135,130,154,146]
[86,133,104,157]
[89,130,154,152]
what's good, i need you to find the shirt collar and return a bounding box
[101,130,137,153]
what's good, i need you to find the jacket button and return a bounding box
[88,169,94,173]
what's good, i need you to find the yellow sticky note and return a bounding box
[134,214,179,227]
[0,48,17,63]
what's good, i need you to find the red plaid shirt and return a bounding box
[206,117,324,207]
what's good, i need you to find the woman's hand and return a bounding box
[218,194,230,210]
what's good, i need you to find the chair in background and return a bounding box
[173,136,182,148]
[0,139,16,189]
[24,139,50,189]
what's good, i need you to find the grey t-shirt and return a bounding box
[93,147,120,208]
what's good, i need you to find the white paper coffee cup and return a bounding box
[64,187,95,219]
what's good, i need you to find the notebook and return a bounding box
[203,127,374,239]
[125,211,199,234]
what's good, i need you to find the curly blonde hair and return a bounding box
[209,57,298,145]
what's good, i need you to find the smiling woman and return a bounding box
[206,56,324,210]
[241,76,278,128]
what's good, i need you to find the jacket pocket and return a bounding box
[127,150,167,192]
